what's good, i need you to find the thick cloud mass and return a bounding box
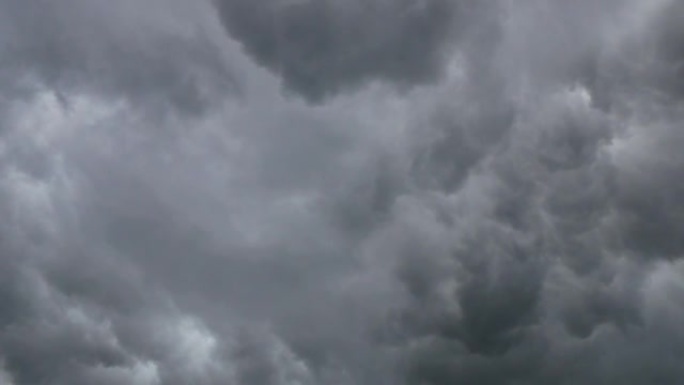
[2,0,684,384]
[213,0,476,101]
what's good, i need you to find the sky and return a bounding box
[1,0,684,384]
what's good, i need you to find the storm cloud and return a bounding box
[212,0,489,101]
[2,0,684,384]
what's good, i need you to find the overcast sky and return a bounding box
[1,0,684,384]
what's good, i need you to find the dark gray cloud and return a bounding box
[2,0,684,384]
[213,0,487,101]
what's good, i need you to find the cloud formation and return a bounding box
[214,0,481,101]
[2,0,684,384]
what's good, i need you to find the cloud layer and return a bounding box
[2,0,684,384]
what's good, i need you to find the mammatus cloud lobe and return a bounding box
[213,0,472,101]
[2,0,684,384]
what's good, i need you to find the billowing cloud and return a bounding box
[2,0,684,384]
[213,0,485,101]
[0,0,238,115]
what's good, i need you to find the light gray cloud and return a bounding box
[0,0,238,115]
